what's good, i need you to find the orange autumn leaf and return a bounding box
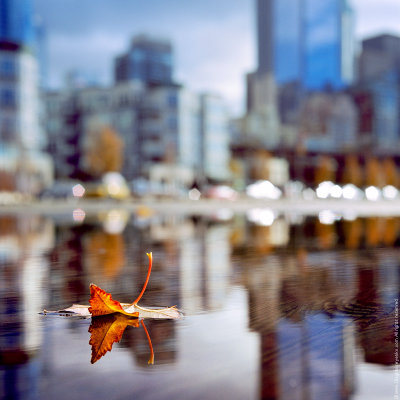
[43,252,181,320]
[89,313,139,364]
[88,252,153,317]
[88,284,139,317]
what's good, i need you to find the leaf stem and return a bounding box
[141,320,154,364]
[132,252,152,305]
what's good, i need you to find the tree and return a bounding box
[84,125,124,178]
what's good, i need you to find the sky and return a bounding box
[35,0,400,116]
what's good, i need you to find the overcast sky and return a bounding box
[35,0,400,115]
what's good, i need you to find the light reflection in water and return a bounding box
[0,212,398,399]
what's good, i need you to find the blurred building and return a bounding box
[44,37,231,185]
[239,0,356,158]
[114,35,173,86]
[0,0,35,46]
[0,41,41,150]
[365,72,399,149]
[200,94,231,181]
[32,15,47,89]
[237,0,356,164]
[303,0,355,90]
[257,0,355,90]
[358,34,400,82]
[299,92,358,152]
[0,0,52,193]
[358,34,400,151]
[244,71,281,148]
[349,89,374,148]
[135,84,200,179]
[45,81,143,180]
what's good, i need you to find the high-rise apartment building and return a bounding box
[0,42,41,148]
[44,83,231,183]
[256,0,355,90]
[114,35,173,86]
[44,82,144,179]
[0,0,52,193]
[44,35,231,185]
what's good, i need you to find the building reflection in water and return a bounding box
[0,211,399,399]
[0,215,54,399]
[233,213,399,399]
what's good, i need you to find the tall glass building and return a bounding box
[303,0,354,89]
[257,0,355,90]
[0,0,35,46]
[273,0,303,84]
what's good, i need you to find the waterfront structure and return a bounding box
[0,0,52,193]
[114,35,173,86]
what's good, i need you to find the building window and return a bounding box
[0,88,17,107]
[0,117,16,142]
[167,93,177,109]
[0,58,16,78]
[168,116,177,131]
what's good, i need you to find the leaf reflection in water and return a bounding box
[89,313,154,365]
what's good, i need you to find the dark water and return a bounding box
[0,209,399,399]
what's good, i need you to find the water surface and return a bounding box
[0,210,398,399]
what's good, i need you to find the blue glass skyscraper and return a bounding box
[257,0,355,90]
[0,0,34,46]
[273,0,302,84]
[303,0,354,89]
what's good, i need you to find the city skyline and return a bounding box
[35,0,400,115]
